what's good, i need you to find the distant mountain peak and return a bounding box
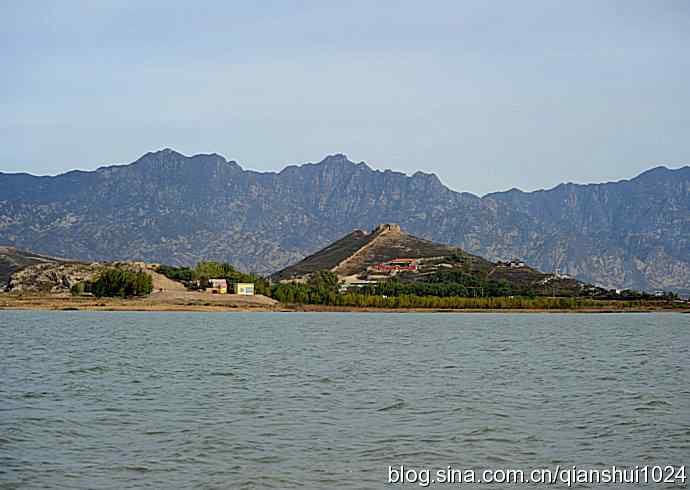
[146,147,185,158]
[137,148,232,162]
[634,164,689,180]
[319,153,351,164]
[316,154,363,170]
[128,148,243,173]
[132,148,186,165]
[411,170,442,183]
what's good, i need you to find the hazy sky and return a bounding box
[2,1,689,195]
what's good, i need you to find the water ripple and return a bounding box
[0,311,688,489]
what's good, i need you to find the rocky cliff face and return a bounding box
[6,261,153,293]
[7,262,106,293]
[0,247,64,288]
[1,149,688,293]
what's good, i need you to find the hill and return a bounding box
[274,224,588,298]
[0,247,65,288]
[274,224,461,279]
[1,149,688,293]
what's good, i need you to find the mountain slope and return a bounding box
[1,149,688,293]
[274,223,467,280]
[0,247,65,287]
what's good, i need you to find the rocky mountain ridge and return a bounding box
[1,149,688,293]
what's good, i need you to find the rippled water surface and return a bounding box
[1,312,688,489]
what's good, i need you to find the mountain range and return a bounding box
[1,149,688,294]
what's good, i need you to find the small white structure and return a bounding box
[497,258,526,268]
[207,278,228,294]
[338,280,378,293]
[234,282,255,295]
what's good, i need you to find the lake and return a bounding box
[1,312,688,489]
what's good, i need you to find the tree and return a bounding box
[91,269,153,298]
[70,282,85,296]
[157,265,193,282]
[307,271,339,290]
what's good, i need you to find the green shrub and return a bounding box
[91,269,153,298]
[157,265,194,282]
[70,282,85,296]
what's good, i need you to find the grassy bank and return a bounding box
[0,291,686,313]
[327,293,673,310]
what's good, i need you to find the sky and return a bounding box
[2,1,689,196]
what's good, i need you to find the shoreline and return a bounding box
[0,294,687,314]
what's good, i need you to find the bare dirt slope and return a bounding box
[332,224,464,275]
[271,229,376,280]
[0,291,280,311]
[149,270,186,291]
[147,289,278,306]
